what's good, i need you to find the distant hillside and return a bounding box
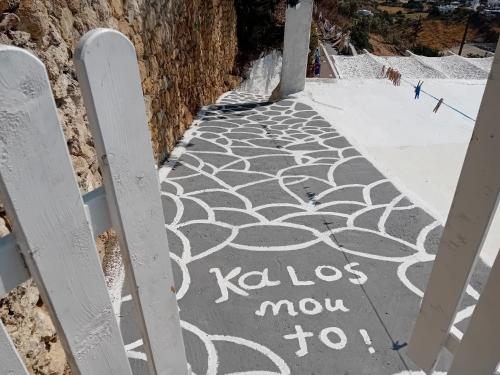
[315,0,499,55]
[418,19,479,50]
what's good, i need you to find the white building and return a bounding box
[438,4,458,12]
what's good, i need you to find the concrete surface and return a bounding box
[118,91,488,374]
[240,50,282,96]
[299,79,500,268]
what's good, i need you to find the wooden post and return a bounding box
[281,0,314,96]
[0,46,133,375]
[0,234,30,296]
[0,187,111,297]
[75,29,189,375]
[447,249,500,375]
[0,321,29,375]
[458,13,472,56]
[407,39,500,373]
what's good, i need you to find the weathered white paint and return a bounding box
[447,250,500,375]
[0,233,29,297]
[359,329,375,354]
[280,0,314,96]
[83,186,111,239]
[256,297,349,317]
[75,29,189,375]
[0,45,133,375]
[0,187,111,297]
[319,327,347,350]
[0,321,29,375]
[407,39,500,373]
[320,42,339,78]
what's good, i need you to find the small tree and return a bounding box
[428,5,440,18]
[412,18,424,43]
[412,44,442,56]
[351,18,373,51]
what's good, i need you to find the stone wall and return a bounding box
[0,0,239,373]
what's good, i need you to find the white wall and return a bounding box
[281,0,314,96]
[239,50,282,96]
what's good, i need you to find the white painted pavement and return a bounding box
[299,79,500,268]
[113,91,488,374]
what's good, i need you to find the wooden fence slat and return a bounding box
[0,234,30,297]
[75,29,189,375]
[407,39,500,373]
[448,251,500,375]
[0,45,133,375]
[0,187,111,297]
[0,321,30,375]
[83,186,112,239]
[444,331,460,355]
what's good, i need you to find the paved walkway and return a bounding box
[120,91,484,374]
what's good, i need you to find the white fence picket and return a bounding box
[0,234,30,296]
[0,321,30,375]
[448,251,500,375]
[0,187,110,297]
[0,46,133,375]
[75,29,189,375]
[82,186,112,239]
[407,39,500,373]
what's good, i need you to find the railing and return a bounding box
[407,40,500,374]
[0,29,189,375]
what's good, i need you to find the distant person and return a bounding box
[433,98,444,113]
[314,61,321,77]
[380,65,386,78]
[314,47,321,77]
[414,81,423,99]
[314,47,321,62]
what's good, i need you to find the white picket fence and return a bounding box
[0,29,189,375]
[408,40,500,374]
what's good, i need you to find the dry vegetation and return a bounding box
[377,5,407,13]
[417,19,478,50]
[369,33,399,55]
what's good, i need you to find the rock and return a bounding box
[0,12,19,31]
[17,0,50,40]
[0,217,9,236]
[0,280,67,375]
[8,29,30,44]
[66,0,79,13]
[59,7,74,40]
[0,0,20,13]
[109,0,122,18]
